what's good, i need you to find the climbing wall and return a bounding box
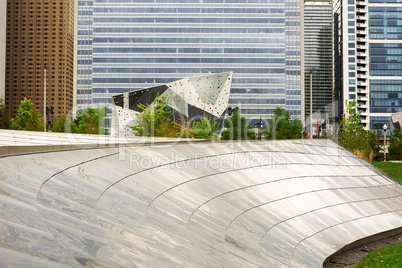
[188,72,232,117]
[111,93,137,136]
[111,72,233,136]
[162,78,189,116]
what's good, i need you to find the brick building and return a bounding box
[5,0,75,119]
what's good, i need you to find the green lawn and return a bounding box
[372,161,402,182]
[354,161,402,267]
[354,241,402,268]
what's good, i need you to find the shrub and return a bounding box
[263,107,303,140]
[130,94,175,137]
[0,98,10,129]
[338,100,380,161]
[9,98,45,131]
[388,129,402,160]
[192,114,219,139]
[72,107,108,135]
[220,109,254,140]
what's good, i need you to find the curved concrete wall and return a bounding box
[0,136,401,267]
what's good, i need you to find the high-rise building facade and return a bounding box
[334,0,402,136]
[76,0,303,127]
[5,0,75,119]
[304,2,333,118]
[1,1,6,100]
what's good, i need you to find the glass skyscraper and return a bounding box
[304,2,333,117]
[334,0,402,137]
[76,0,303,128]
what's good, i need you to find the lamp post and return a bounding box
[254,117,263,140]
[309,69,314,139]
[44,64,47,132]
[383,124,387,161]
[46,105,54,130]
[227,107,238,116]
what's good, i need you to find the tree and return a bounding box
[337,100,380,161]
[130,94,176,137]
[0,98,10,129]
[192,114,219,139]
[51,116,72,133]
[220,109,254,140]
[9,98,45,131]
[388,129,402,160]
[72,107,108,134]
[263,107,303,140]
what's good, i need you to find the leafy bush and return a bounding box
[9,98,45,131]
[388,129,402,160]
[72,107,108,135]
[263,107,303,140]
[51,116,72,133]
[0,98,10,129]
[337,100,380,161]
[130,94,176,137]
[192,114,219,139]
[220,109,254,140]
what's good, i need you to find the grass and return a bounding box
[372,161,402,183]
[354,241,402,268]
[354,161,402,267]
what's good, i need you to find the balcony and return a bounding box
[357,29,368,35]
[357,36,368,42]
[356,44,367,48]
[357,21,368,27]
[357,81,368,87]
[361,118,369,125]
[357,66,368,72]
[357,103,368,109]
[357,86,368,92]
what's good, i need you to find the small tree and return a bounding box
[220,109,254,140]
[0,98,10,129]
[337,100,380,161]
[263,107,303,140]
[10,98,45,131]
[130,94,175,136]
[192,114,219,139]
[388,129,402,160]
[72,107,108,134]
[51,116,73,133]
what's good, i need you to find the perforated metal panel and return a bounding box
[111,72,233,136]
